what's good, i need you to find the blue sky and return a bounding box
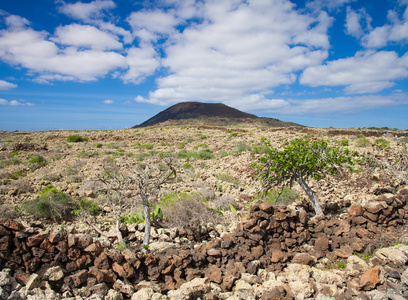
[0,0,407,130]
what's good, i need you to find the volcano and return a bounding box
[133,102,300,128]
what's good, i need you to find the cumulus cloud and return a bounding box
[103,99,113,104]
[236,94,408,116]
[0,99,34,106]
[352,5,408,48]
[136,0,331,106]
[282,95,404,114]
[0,80,17,90]
[0,16,127,82]
[300,51,408,94]
[58,0,115,21]
[345,7,372,38]
[52,24,122,50]
[121,45,160,84]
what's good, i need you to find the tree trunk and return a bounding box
[141,193,151,253]
[297,176,324,216]
[115,218,123,244]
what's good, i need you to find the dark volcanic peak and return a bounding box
[133,101,299,128]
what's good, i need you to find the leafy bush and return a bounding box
[355,137,371,148]
[236,141,250,153]
[21,188,77,221]
[254,187,300,205]
[375,138,390,151]
[78,198,100,215]
[177,150,199,160]
[67,134,89,143]
[254,138,358,215]
[27,154,47,170]
[251,144,269,154]
[198,149,214,160]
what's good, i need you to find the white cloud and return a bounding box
[136,0,330,106]
[0,98,34,106]
[58,0,115,21]
[345,7,372,38]
[127,9,180,42]
[52,24,122,50]
[5,15,30,30]
[361,6,408,48]
[121,45,160,84]
[0,19,127,82]
[103,99,113,104]
[0,80,17,90]
[300,51,408,94]
[306,0,356,12]
[280,94,408,115]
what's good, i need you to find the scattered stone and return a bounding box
[360,265,381,291]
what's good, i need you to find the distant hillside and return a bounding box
[132,102,301,128]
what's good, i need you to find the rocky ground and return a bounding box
[0,123,408,299]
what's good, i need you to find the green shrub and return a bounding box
[375,138,390,151]
[177,150,199,160]
[217,173,238,185]
[78,198,100,215]
[121,212,145,225]
[197,133,208,139]
[198,149,214,160]
[254,187,300,205]
[236,141,250,153]
[67,135,88,143]
[251,144,269,154]
[21,188,77,221]
[355,137,371,148]
[27,154,46,170]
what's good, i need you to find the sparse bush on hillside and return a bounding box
[253,187,300,206]
[21,187,77,221]
[67,134,89,143]
[217,173,239,185]
[355,137,371,148]
[160,191,223,228]
[27,154,47,170]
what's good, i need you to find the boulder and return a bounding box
[360,265,381,291]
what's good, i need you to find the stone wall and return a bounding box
[0,188,407,297]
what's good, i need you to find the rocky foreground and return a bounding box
[0,125,408,299]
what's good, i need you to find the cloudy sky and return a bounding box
[0,0,407,130]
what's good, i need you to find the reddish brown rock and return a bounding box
[259,201,273,213]
[271,250,286,263]
[26,232,47,247]
[204,264,222,284]
[112,262,135,278]
[349,204,363,217]
[335,245,353,258]
[0,225,10,235]
[84,242,102,256]
[314,236,329,252]
[221,275,236,291]
[0,218,24,231]
[360,265,380,291]
[94,252,110,270]
[70,270,88,287]
[48,228,66,243]
[292,253,316,266]
[0,235,11,251]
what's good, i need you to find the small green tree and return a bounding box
[254,139,358,216]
